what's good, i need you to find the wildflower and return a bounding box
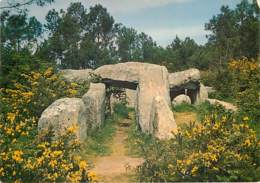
[67,124,78,134]
[186,159,192,165]
[12,150,23,162]
[1,152,8,161]
[88,171,98,182]
[25,159,35,170]
[6,128,13,135]
[49,159,57,168]
[44,67,53,77]
[191,166,198,175]
[71,82,78,87]
[68,89,77,96]
[243,116,249,121]
[0,167,4,176]
[213,123,220,130]
[244,139,252,147]
[168,164,174,169]
[7,112,16,123]
[32,72,41,80]
[67,171,81,182]
[79,160,88,171]
[21,131,29,136]
[52,150,63,157]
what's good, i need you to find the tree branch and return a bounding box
[0,0,35,9]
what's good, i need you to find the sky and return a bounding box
[0,0,247,46]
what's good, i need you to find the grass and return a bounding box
[81,114,119,158]
[125,102,216,158]
[81,103,133,158]
[250,123,260,139]
[113,103,130,118]
[172,103,197,113]
[172,102,215,122]
[208,92,236,104]
[125,111,156,158]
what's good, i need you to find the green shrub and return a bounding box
[137,106,260,182]
[0,68,94,182]
[229,58,260,122]
[82,115,118,157]
[172,103,197,113]
[113,103,129,118]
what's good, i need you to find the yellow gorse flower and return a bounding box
[88,171,98,182]
[12,150,23,162]
[79,160,88,171]
[7,113,16,123]
[243,116,249,121]
[44,67,53,77]
[49,159,57,168]
[243,139,252,147]
[67,124,78,134]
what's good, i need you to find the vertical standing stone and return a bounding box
[82,83,106,130]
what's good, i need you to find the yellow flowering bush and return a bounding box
[0,68,96,182]
[228,57,260,123]
[137,106,260,182]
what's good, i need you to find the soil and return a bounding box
[91,118,144,183]
[174,111,198,125]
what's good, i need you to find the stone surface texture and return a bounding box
[82,83,106,130]
[195,83,208,104]
[60,69,93,83]
[95,62,176,137]
[169,68,200,88]
[38,98,87,142]
[172,94,192,106]
[206,98,237,111]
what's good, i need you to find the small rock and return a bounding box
[172,94,191,106]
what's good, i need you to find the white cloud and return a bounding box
[257,0,260,7]
[84,0,193,14]
[139,25,209,46]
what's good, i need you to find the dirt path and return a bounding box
[91,118,144,183]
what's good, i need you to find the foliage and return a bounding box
[0,68,94,182]
[137,106,260,182]
[82,114,119,157]
[82,103,132,157]
[1,11,42,51]
[205,0,259,63]
[125,110,155,158]
[113,103,129,119]
[202,57,260,124]
[228,57,260,122]
[0,0,54,10]
[172,103,197,113]
[41,3,116,69]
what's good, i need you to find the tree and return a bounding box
[165,36,201,71]
[205,5,239,65]
[0,11,49,87]
[205,0,259,65]
[42,3,116,69]
[0,0,54,10]
[1,11,42,51]
[115,25,141,61]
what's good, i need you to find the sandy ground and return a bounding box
[91,111,197,182]
[91,119,144,183]
[174,111,197,125]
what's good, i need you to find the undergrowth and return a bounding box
[81,103,132,158]
[125,111,155,158]
[172,102,215,122]
[81,115,119,158]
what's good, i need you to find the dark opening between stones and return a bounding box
[170,81,200,104]
[101,78,138,90]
